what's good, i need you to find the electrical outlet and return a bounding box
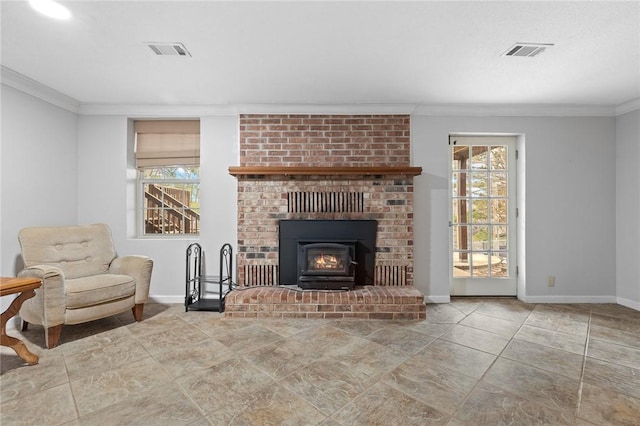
[547,275,556,287]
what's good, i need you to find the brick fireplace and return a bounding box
[226,114,425,319]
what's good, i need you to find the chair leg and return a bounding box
[132,303,144,322]
[45,325,62,349]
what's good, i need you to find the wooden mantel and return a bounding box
[228,166,422,177]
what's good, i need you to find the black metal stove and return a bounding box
[279,220,377,290]
[298,242,356,290]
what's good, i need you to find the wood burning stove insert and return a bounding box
[279,220,377,290]
[298,242,356,290]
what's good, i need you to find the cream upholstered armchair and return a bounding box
[17,223,153,348]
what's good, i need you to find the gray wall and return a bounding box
[2,84,637,309]
[1,85,78,277]
[411,115,617,303]
[615,109,640,307]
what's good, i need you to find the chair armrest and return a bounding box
[17,265,65,328]
[109,256,153,303]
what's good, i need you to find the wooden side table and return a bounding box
[1,277,41,365]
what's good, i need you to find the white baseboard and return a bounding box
[617,297,640,312]
[519,295,617,304]
[148,295,184,304]
[423,295,451,304]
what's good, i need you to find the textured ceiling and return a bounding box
[1,1,639,108]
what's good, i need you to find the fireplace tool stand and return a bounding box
[185,243,234,312]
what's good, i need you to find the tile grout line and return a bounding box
[574,305,593,423]
[446,300,538,423]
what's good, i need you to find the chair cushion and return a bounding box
[65,274,135,308]
[19,224,117,279]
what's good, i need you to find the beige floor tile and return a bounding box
[366,324,437,354]
[211,323,286,352]
[382,352,478,414]
[582,357,640,400]
[258,317,326,337]
[289,323,363,355]
[64,338,150,380]
[482,357,581,417]
[125,312,190,337]
[589,313,640,349]
[153,337,236,378]
[590,304,640,321]
[77,384,205,426]
[440,324,510,355]
[422,303,467,324]
[281,357,377,415]
[329,338,408,379]
[587,337,640,370]
[0,353,68,404]
[450,382,574,425]
[136,321,211,356]
[3,301,640,425]
[394,320,455,338]
[459,311,523,338]
[525,307,590,337]
[449,297,484,315]
[177,357,274,415]
[0,382,77,426]
[473,299,534,323]
[241,337,318,379]
[514,324,587,355]
[330,318,388,337]
[577,382,640,426]
[332,381,450,425]
[211,382,327,425]
[501,338,585,380]
[70,356,173,417]
[414,339,497,379]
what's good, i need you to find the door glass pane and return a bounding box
[492,225,508,250]
[491,252,508,277]
[452,225,469,250]
[470,252,490,277]
[472,225,488,250]
[452,200,469,224]
[471,147,488,169]
[471,172,488,197]
[471,199,488,223]
[490,172,507,196]
[490,146,507,170]
[490,199,507,223]
[452,172,469,197]
[453,146,469,170]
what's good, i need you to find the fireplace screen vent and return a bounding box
[288,191,364,213]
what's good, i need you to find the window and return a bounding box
[135,120,200,236]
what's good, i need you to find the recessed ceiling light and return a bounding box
[29,0,71,20]
[502,43,554,58]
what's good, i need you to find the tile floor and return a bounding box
[1,298,639,425]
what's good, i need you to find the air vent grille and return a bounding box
[145,42,191,57]
[503,43,553,58]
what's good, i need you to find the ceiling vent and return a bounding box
[145,42,191,57]
[502,43,553,58]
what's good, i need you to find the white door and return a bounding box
[449,136,517,296]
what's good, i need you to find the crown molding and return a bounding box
[78,103,416,116]
[615,98,640,116]
[2,65,634,118]
[80,102,621,117]
[1,66,80,113]
[412,103,617,117]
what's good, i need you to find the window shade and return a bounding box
[135,120,200,168]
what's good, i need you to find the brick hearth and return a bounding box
[225,286,426,320]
